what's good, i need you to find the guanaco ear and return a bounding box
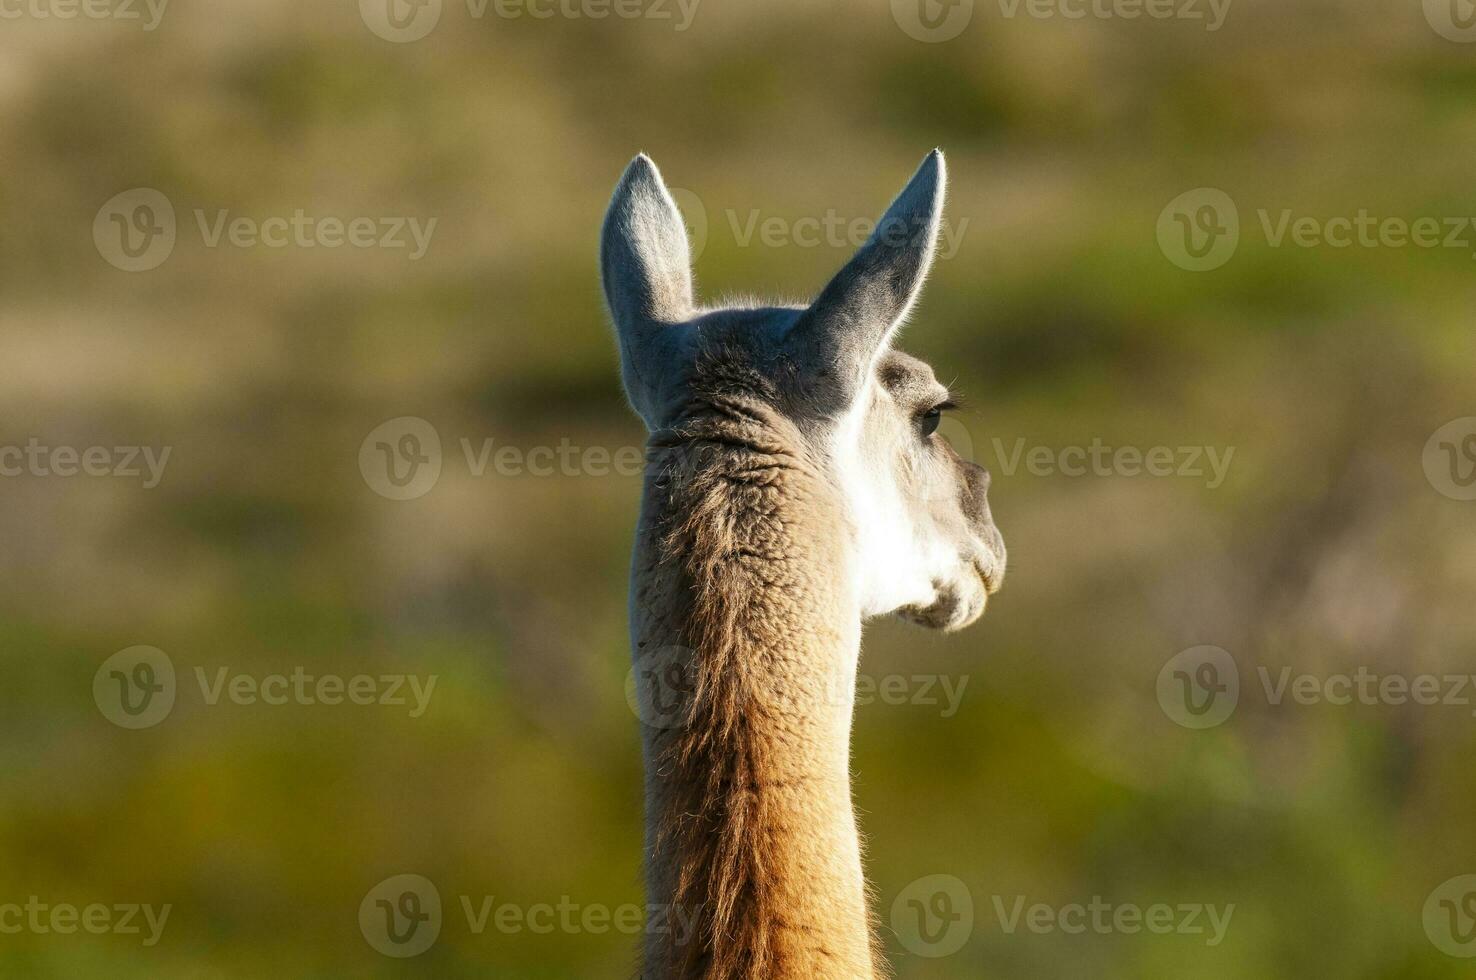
[787,150,946,407]
[601,154,694,427]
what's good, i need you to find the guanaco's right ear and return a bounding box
[601,154,694,428]
[785,150,946,411]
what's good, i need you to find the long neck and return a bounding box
[631,411,878,979]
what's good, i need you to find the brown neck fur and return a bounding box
[632,386,881,979]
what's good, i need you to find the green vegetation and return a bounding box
[0,1,1473,975]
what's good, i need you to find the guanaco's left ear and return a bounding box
[787,150,946,406]
[601,154,694,428]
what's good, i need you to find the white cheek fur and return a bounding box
[829,385,959,618]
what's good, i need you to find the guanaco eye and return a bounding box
[920,401,954,437]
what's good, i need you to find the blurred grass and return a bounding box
[0,0,1474,976]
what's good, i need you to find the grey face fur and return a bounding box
[601,150,1004,629]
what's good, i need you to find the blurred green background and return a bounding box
[1,0,1475,976]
